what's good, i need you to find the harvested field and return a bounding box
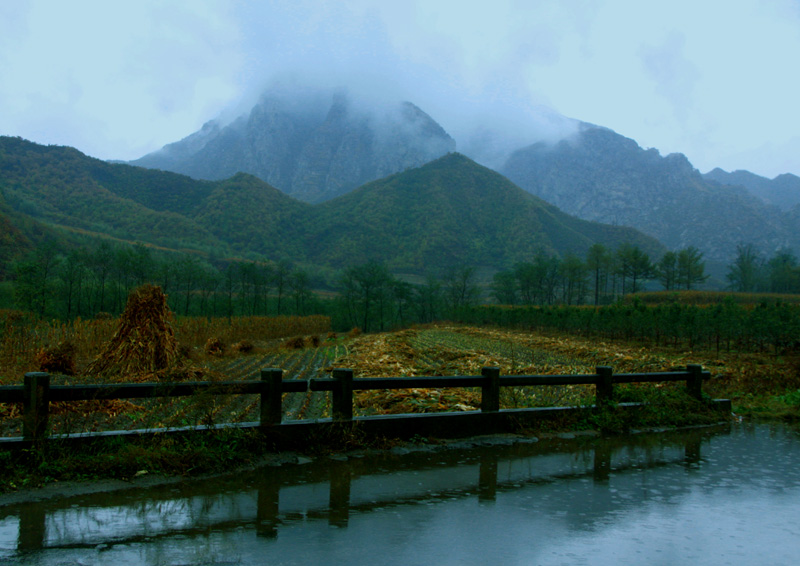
[1,322,796,437]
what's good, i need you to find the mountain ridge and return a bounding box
[131,91,456,203]
[0,137,663,275]
[500,124,798,263]
[703,167,800,211]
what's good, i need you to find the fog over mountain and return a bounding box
[5,1,800,180]
[133,88,456,203]
[127,84,800,267]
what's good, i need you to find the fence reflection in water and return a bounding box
[2,428,714,554]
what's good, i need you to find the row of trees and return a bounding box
[5,239,800,333]
[9,241,316,320]
[338,263,482,332]
[726,244,800,294]
[490,244,709,306]
[456,300,800,356]
[491,244,800,306]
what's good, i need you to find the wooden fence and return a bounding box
[0,365,711,443]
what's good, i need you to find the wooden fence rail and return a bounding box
[0,365,710,443]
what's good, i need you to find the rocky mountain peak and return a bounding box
[130,89,455,203]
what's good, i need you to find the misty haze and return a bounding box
[1,3,799,565]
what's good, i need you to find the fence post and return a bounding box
[23,372,50,442]
[481,367,500,412]
[686,364,703,401]
[331,369,354,422]
[595,366,614,407]
[260,368,284,426]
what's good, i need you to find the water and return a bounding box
[1,423,799,565]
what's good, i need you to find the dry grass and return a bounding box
[176,315,330,346]
[35,341,77,375]
[0,307,331,384]
[231,340,254,354]
[86,285,180,378]
[204,337,226,356]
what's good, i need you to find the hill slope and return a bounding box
[0,136,227,253]
[1,137,665,275]
[305,153,664,272]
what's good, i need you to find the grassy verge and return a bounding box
[0,428,278,491]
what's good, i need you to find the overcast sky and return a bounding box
[2,0,799,178]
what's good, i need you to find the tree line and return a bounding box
[7,241,316,321]
[490,243,709,307]
[725,243,800,293]
[4,238,800,334]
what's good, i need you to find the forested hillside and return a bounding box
[304,153,664,273]
[0,137,664,275]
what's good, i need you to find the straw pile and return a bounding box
[36,341,76,375]
[204,337,225,356]
[87,284,180,378]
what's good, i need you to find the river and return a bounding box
[1,423,799,565]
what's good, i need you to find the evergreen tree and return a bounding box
[677,246,708,290]
[616,244,653,294]
[586,243,611,305]
[657,251,678,291]
[559,253,587,305]
[767,249,800,293]
[727,244,762,292]
[491,270,518,305]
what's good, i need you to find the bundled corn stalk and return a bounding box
[36,341,77,375]
[87,284,181,379]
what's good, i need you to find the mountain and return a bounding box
[704,168,800,211]
[0,136,228,253]
[303,153,665,273]
[501,124,798,263]
[1,137,663,275]
[0,198,34,276]
[0,136,319,260]
[131,91,456,203]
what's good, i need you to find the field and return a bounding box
[3,316,798,439]
[2,316,799,489]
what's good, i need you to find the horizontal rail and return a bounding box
[500,375,600,387]
[0,379,307,403]
[614,371,711,384]
[310,375,486,391]
[50,380,307,401]
[0,386,24,403]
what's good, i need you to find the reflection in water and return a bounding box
[2,424,800,565]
